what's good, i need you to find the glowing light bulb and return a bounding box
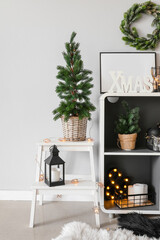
[71,179,79,185]
[43,138,51,143]
[93,207,99,214]
[87,138,93,142]
[111,196,114,200]
[111,181,115,184]
[106,186,110,190]
[124,178,129,182]
[59,138,66,142]
[113,168,117,172]
[118,173,122,177]
[120,190,123,194]
[124,185,127,188]
[116,185,119,189]
[109,173,112,178]
[106,192,110,196]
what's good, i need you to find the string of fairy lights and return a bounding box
[105,168,130,200]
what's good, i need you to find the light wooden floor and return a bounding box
[0,201,117,240]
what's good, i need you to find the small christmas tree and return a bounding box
[53,32,96,122]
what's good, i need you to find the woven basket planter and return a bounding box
[61,116,88,141]
[118,133,137,150]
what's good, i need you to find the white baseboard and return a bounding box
[0,190,32,201]
[0,190,93,201]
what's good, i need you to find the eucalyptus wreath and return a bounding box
[120,1,160,50]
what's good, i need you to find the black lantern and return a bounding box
[44,145,65,187]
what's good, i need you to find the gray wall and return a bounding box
[0,0,160,190]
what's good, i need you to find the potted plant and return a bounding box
[115,100,141,150]
[53,32,96,141]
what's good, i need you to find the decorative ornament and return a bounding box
[105,168,130,200]
[120,1,160,50]
[108,71,153,93]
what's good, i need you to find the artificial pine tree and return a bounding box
[53,32,96,122]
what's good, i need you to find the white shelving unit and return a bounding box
[99,92,160,215]
[29,140,100,228]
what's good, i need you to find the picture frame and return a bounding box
[100,52,156,93]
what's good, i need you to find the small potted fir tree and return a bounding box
[53,32,96,141]
[115,101,141,150]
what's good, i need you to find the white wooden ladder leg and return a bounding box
[94,190,100,228]
[39,194,43,206]
[89,147,96,182]
[29,189,37,228]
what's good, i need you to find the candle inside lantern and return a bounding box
[51,167,60,182]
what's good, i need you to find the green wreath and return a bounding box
[120,1,160,50]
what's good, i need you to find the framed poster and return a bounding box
[100,52,156,93]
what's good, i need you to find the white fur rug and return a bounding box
[52,221,157,240]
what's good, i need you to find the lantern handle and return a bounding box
[49,145,57,152]
[49,146,53,152]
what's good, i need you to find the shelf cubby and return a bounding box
[104,155,160,212]
[99,93,160,215]
[105,96,160,151]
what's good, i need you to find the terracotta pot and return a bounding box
[118,133,137,150]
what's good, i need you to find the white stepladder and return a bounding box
[29,140,100,228]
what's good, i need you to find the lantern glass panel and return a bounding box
[46,164,50,181]
[59,164,64,180]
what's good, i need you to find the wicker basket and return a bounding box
[118,133,137,150]
[61,116,88,141]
